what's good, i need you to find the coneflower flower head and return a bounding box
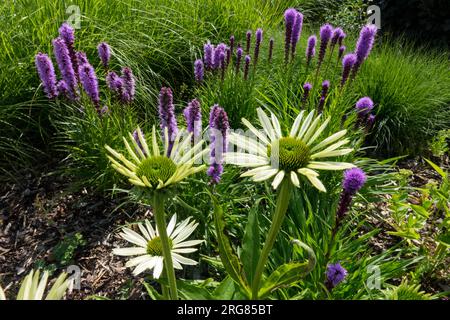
[318,24,333,66]
[79,62,100,109]
[341,53,356,86]
[183,99,202,139]
[76,51,88,65]
[284,8,297,63]
[207,105,229,184]
[52,37,78,99]
[246,30,252,54]
[97,42,111,68]
[291,11,303,58]
[158,87,178,154]
[121,67,135,103]
[35,53,58,99]
[326,263,348,289]
[194,59,204,83]
[355,97,374,116]
[353,24,377,76]
[306,35,316,65]
[204,43,214,70]
[244,55,251,80]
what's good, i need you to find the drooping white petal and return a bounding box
[310,129,347,152]
[113,247,147,256]
[311,148,353,159]
[152,257,164,279]
[224,153,269,167]
[271,170,285,189]
[229,133,267,156]
[120,228,148,247]
[251,168,279,182]
[307,161,355,170]
[305,174,326,192]
[290,171,300,187]
[173,239,204,248]
[126,255,154,268]
[298,168,319,177]
[172,253,198,266]
[172,248,198,254]
[166,214,177,237]
[240,165,273,177]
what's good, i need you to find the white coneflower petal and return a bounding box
[126,255,154,268]
[310,129,347,152]
[242,118,270,145]
[290,171,300,187]
[113,247,147,256]
[251,168,279,182]
[290,110,305,137]
[145,220,157,238]
[301,114,321,142]
[297,110,315,140]
[138,223,151,240]
[307,161,355,170]
[271,112,282,138]
[306,118,330,146]
[224,153,269,166]
[174,240,204,248]
[172,248,198,254]
[257,108,276,140]
[272,170,285,189]
[153,257,164,278]
[172,253,198,265]
[240,165,273,177]
[166,214,177,236]
[229,133,266,156]
[305,174,326,192]
[298,168,319,177]
[120,229,147,247]
[311,148,353,159]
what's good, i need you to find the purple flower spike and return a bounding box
[76,51,88,66]
[229,35,235,55]
[158,87,178,155]
[236,46,243,73]
[341,53,356,87]
[194,59,204,83]
[268,38,274,63]
[225,47,231,66]
[352,25,377,77]
[106,71,127,102]
[246,30,252,54]
[338,45,346,61]
[56,80,68,98]
[284,8,297,64]
[35,53,58,99]
[317,80,330,114]
[58,23,78,79]
[254,28,263,66]
[318,23,333,68]
[356,97,374,116]
[291,11,303,59]
[367,114,376,130]
[213,43,226,70]
[326,263,348,290]
[97,42,111,68]
[52,37,78,99]
[302,82,312,104]
[343,168,366,194]
[338,31,346,47]
[219,51,226,81]
[306,35,316,66]
[121,67,135,103]
[331,28,344,47]
[183,99,202,141]
[133,129,147,156]
[208,105,229,185]
[243,55,251,80]
[204,43,214,70]
[79,63,100,110]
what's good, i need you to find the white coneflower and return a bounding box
[113,214,203,279]
[105,125,208,190]
[0,269,70,300]
[225,108,355,191]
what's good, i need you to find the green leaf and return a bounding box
[424,158,447,179]
[209,191,250,296]
[241,199,261,286]
[143,282,163,300]
[258,240,316,299]
[410,204,430,218]
[176,280,214,300]
[212,276,238,300]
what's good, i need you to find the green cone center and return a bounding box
[267,137,311,172]
[146,236,173,256]
[135,156,177,186]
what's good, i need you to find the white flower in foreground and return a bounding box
[225,108,355,191]
[105,126,208,190]
[113,215,203,278]
[0,269,70,300]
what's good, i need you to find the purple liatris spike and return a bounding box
[183,99,202,141]
[158,87,178,155]
[284,8,297,64]
[254,28,263,66]
[291,11,303,59]
[204,43,214,70]
[352,24,377,77]
[207,105,229,184]
[35,53,58,99]
[338,31,346,47]
[318,23,333,68]
[331,27,344,47]
[338,45,346,61]
[132,128,147,156]
[317,80,330,114]
[268,38,274,63]
[302,82,312,104]
[76,51,88,66]
[337,167,366,219]
[325,263,348,290]
[355,97,374,116]
[52,37,78,99]
[219,51,226,81]
[366,114,376,130]
[229,35,235,55]
[243,55,251,80]
[306,35,316,66]
[245,31,251,54]
[58,22,78,79]
[106,71,126,102]
[97,42,111,68]
[79,63,100,109]
[213,43,226,70]
[225,47,231,66]
[121,67,135,103]
[341,53,356,87]
[236,46,243,73]
[56,80,68,98]
[194,59,204,83]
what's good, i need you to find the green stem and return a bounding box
[161,267,170,299]
[153,194,178,300]
[251,178,292,299]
